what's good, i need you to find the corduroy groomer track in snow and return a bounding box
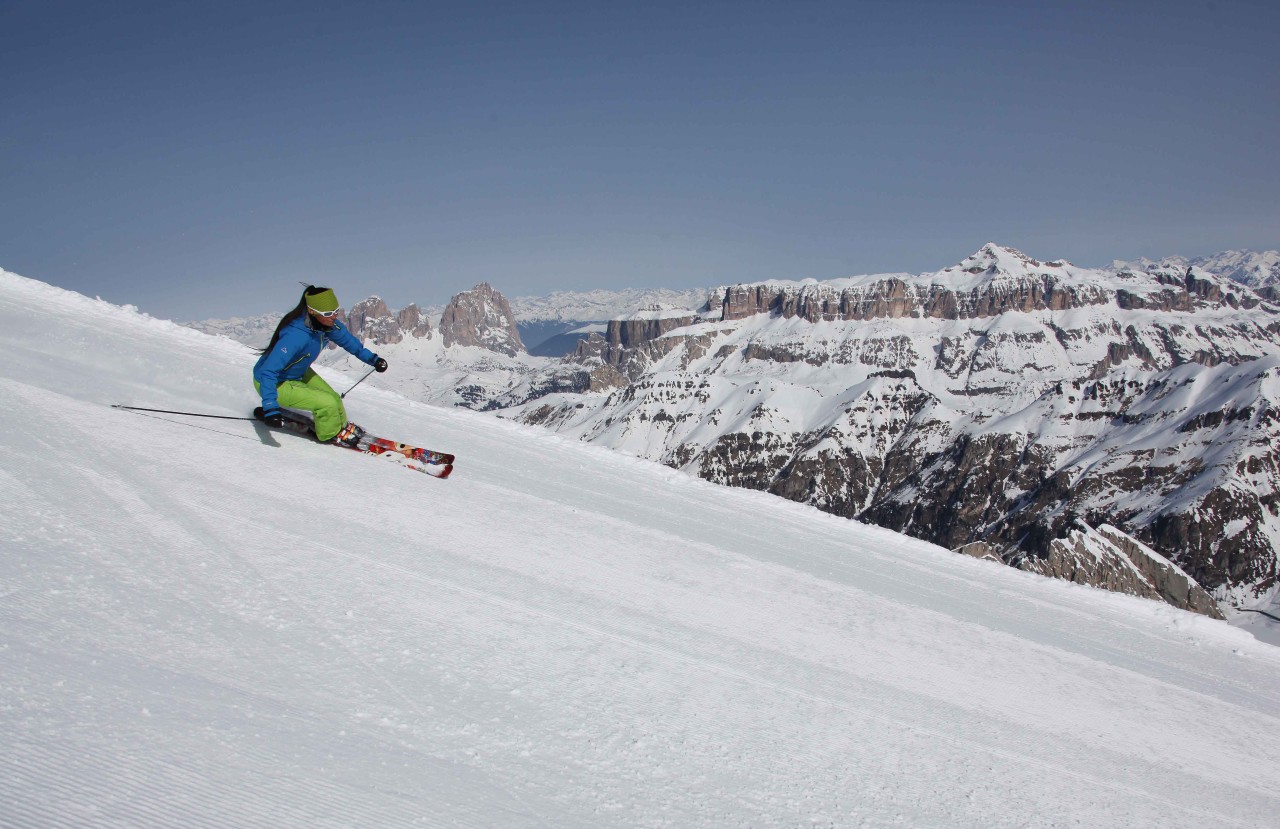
[2,267,1279,827]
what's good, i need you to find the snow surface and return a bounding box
[3,268,1280,828]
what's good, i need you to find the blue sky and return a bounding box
[2,0,1277,320]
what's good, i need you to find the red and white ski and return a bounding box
[261,409,454,479]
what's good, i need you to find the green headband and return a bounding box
[305,289,339,313]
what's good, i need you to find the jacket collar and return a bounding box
[304,315,334,335]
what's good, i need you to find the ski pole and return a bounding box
[341,367,377,399]
[112,405,256,420]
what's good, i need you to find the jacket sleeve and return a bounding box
[329,321,378,365]
[255,328,307,412]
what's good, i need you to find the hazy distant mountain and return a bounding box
[509,287,714,322]
[184,312,279,347]
[1113,249,1280,298]
[1194,250,1280,297]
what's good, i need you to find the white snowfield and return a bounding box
[2,269,1279,829]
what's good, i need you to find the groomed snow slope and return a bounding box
[2,269,1279,828]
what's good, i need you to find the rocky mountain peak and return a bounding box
[952,243,1044,276]
[439,282,526,356]
[344,296,433,346]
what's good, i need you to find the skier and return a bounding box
[253,285,388,445]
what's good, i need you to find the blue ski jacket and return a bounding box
[253,316,379,413]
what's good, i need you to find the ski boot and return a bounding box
[332,421,367,449]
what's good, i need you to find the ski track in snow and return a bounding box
[2,269,1280,827]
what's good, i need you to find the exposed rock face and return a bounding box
[565,308,715,386]
[491,244,1280,617]
[1009,524,1222,618]
[719,245,1248,324]
[440,283,525,356]
[343,296,433,345]
[1096,526,1223,617]
[955,541,1002,563]
[607,312,699,348]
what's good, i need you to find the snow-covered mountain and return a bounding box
[183,247,1280,616]
[1198,250,1280,296]
[5,266,1280,827]
[479,244,1280,616]
[1115,249,1280,298]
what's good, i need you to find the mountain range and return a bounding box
[192,245,1280,622]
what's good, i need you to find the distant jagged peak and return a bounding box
[348,295,389,316]
[1112,254,1190,274]
[345,295,433,346]
[440,282,525,356]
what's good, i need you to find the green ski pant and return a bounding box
[255,369,348,442]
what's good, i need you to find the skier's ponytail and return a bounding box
[259,286,333,355]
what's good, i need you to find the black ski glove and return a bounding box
[373,357,389,373]
[261,407,284,428]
